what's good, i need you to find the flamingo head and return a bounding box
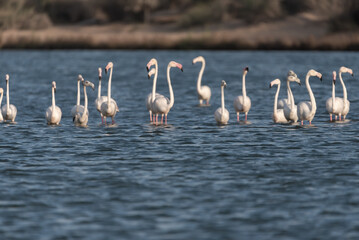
[243,67,249,74]
[269,79,280,88]
[83,80,95,90]
[339,66,354,76]
[5,74,9,82]
[333,71,336,85]
[77,74,83,82]
[287,70,301,86]
[148,68,156,79]
[221,80,227,88]
[98,67,102,80]
[146,58,157,72]
[308,69,322,81]
[169,61,183,72]
[105,62,113,74]
[0,88,3,94]
[52,81,56,93]
[192,56,204,65]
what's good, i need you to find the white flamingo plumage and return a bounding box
[338,66,353,120]
[71,74,86,118]
[326,71,343,121]
[0,88,3,122]
[277,70,301,109]
[233,67,251,122]
[193,56,211,105]
[297,69,322,125]
[74,78,95,127]
[283,71,301,123]
[146,58,162,122]
[1,74,17,122]
[95,68,108,124]
[100,62,119,125]
[214,80,229,125]
[270,79,288,123]
[46,81,62,125]
[152,61,183,125]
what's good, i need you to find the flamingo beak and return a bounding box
[54,87,56,93]
[333,79,336,85]
[148,73,151,79]
[269,83,272,88]
[245,67,249,72]
[105,67,108,74]
[320,76,323,82]
[146,66,149,72]
[91,84,95,90]
[181,67,183,72]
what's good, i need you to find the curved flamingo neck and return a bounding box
[332,80,335,110]
[152,61,158,103]
[273,83,280,117]
[52,86,56,110]
[97,78,101,99]
[242,72,247,103]
[197,59,205,94]
[221,85,225,113]
[81,85,88,121]
[305,73,316,115]
[107,66,113,104]
[77,80,81,105]
[0,91,3,108]
[167,65,174,109]
[339,72,347,102]
[286,80,292,106]
[6,80,10,112]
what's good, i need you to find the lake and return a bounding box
[1,50,359,239]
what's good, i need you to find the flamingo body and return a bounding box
[215,80,229,125]
[46,81,62,125]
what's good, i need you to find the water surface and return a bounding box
[1,50,359,240]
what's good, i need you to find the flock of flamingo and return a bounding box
[0,58,354,126]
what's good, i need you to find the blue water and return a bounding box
[1,50,359,240]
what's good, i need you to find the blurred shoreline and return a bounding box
[1,13,359,50]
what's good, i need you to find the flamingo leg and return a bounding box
[301,120,304,125]
[101,116,104,124]
[112,117,115,125]
[165,114,167,125]
[245,113,248,122]
[149,111,152,122]
[339,114,342,121]
[343,115,346,120]
[156,114,158,125]
[161,114,164,124]
[206,100,209,105]
[329,114,332,122]
[237,112,239,122]
[335,115,338,121]
[309,121,312,125]
[199,99,203,105]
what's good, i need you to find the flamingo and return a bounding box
[1,74,17,122]
[193,56,211,105]
[338,66,354,120]
[95,67,108,124]
[71,74,85,118]
[297,69,322,125]
[326,71,343,121]
[100,62,119,125]
[152,61,183,125]
[269,79,288,123]
[0,88,3,122]
[234,67,251,122]
[74,78,95,127]
[45,81,62,125]
[277,70,301,109]
[145,58,162,122]
[283,71,301,123]
[214,80,229,125]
